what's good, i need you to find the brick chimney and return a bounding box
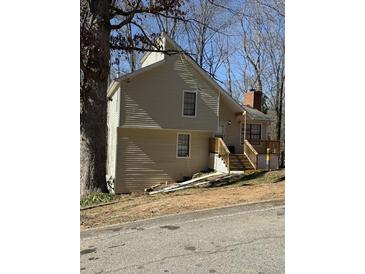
[243,89,262,111]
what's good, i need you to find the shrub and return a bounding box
[80,192,114,208]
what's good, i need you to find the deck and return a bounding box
[209,138,280,172]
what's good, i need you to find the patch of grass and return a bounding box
[81,177,285,229]
[80,192,115,208]
[234,169,285,187]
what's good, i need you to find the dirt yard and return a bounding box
[80,169,285,230]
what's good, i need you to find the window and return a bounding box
[242,124,261,145]
[177,133,190,158]
[183,91,197,117]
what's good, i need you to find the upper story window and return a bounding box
[183,90,197,117]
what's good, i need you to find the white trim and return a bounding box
[107,80,119,98]
[176,132,191,158]
[114,128,119,192]
[114,89,121,189]
[115,88,119,112]
[217,91,220,132]
[182,90,198,118]
[140,51,152,64]
[106,88,121,190]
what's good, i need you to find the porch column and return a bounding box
[242,111,247,154]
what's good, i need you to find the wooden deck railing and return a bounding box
[244,139,259,170]
[253,140,281,155]
[244,139,281,169]
[209,137,230,172]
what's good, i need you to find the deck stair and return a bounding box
[229,154,254,171]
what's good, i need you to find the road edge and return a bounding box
[81,198,285,236]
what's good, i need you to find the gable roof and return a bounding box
[161,34,272,121]
[242,105,271,121]
[107,33,271,121]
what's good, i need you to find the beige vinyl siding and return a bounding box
[106,89,120,180]
[218,98,243,153]
[119,54,219,131]
[115,128,211,193]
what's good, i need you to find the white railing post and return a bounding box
[266,148,271,170]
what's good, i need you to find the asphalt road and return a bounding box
[80,200,285,274]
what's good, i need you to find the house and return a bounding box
[106,34,280,194]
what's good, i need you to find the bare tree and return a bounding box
[239,2,267,92]
[80,0,185,196]
[205,34,228,79]
[80,0,112,195]
[235,0,284,141]
[154,11,180,39]
[182,0,234,73]
[262,9,285,141]
[125,23,137,72]
[223,37,233,94]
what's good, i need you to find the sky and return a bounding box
[109,0,284,105]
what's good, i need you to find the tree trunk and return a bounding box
[275,106,282,141]
[275,78,284,141]
[80,0,110,196]
[80,84,108,196]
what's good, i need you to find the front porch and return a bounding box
[209,137,280,172]
[213,91,280,173]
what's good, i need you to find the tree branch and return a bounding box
[111,0,180,18]
[110,44,185,55]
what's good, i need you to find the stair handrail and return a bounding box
[209,137,231,172]
[244,139,258,169]
[217,138,230,172]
